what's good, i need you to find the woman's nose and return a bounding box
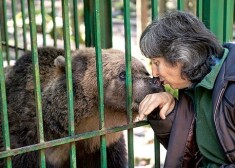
[151,64,159,77]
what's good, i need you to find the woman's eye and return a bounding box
[119,71,126,81]
[154,61,159,66]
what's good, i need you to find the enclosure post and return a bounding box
[0,24,12,168]
[84,0,112,48]
[223,0,235,42]
[61,0,77,167]
[200,0,224,42]
[28,0,46,167]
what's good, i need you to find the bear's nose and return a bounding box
[150,77,161,86]
[149,77,164,93]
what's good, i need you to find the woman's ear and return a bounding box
[54,55,65,75]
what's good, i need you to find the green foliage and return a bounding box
[164,85,178,99]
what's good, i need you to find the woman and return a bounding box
[138,11,235,167]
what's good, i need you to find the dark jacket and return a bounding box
[147,43,235,168]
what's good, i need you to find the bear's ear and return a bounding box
[54,56,65,75]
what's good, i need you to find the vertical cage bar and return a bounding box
[151,1,161,165]
[201,0,224,42]
[196,0,203,20]
[84,0,93,47]
[123,0,134,167]
[11,0,18,59]
[210,0,224,42]
[61,0,77,167]
[51,0,57,47]
[99,0,112,48]
[154,136,160,168]
[223,0,234,42]
[27,0,46,167]
[73,0,79,49]
[83,0,112,48]
[2,0,10,64]
[0,28,12,168]
[201,0,212,32]
[21,0,27,51]
[41,0,47,46]
[151,2,161,167]
[151,0,158,20]
[177,0,185,10]
[94,0,107,167]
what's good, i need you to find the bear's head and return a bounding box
[54,48,164,118]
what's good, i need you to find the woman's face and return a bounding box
[151,57,191,89]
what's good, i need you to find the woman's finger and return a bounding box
[138,94,160,120]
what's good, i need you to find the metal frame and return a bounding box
[0,0,234,168]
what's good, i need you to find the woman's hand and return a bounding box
[138,92,175,120]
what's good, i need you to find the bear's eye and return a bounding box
[119,71,126,81]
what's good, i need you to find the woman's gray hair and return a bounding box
[140,11,224,83]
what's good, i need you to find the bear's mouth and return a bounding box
[152,77,162,85]
[151,77,165,92]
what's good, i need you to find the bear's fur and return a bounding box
[0,47,164,168]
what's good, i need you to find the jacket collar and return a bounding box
[212,43,235,111]
[197,48,228,90]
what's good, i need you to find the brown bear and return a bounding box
[0,47,164,168]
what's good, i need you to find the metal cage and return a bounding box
[0,0,234,168]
